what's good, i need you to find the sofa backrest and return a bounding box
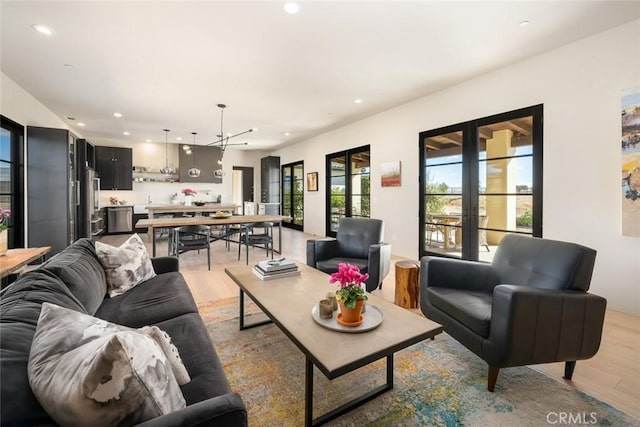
[336,218,384,259]
[492,234,597,292]
[39,238,107,315]
[1,270,87,426]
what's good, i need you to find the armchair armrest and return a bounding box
[151,256,180,274]
[488,285,607,367]
[135,393,247,427]
[365,243,391,291]
[306,238,338,267]
[420,256,499,292]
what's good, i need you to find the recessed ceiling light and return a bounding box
[284,2,299,14]
[113,112,123,118]
[354,99,363,104]
[284,132,290,136]
[31,24,53,36]
[177,137,182,141]
[519,20,530,27]
[77,122,85,127]
[145,139,152,143]
[252,128,258,132]
[123,131,130,136]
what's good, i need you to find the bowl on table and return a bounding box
[118,200,128,205]
[194,201,206,207]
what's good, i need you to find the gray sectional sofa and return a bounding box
[0,238,247,426]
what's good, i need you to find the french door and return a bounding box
[419,105,543,261]
[326,145,370,237]
[0,115,25,248]
[281,161,304,230]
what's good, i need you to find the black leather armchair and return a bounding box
[306,218,391,292]
[420,233,606,391]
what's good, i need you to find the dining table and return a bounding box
[135,214,291,257]
[430,214,462,249]
[144,203,239,219]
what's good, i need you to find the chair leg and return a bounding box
[488,366,499,392]
[563,361,576,380]
[207,245,211,271]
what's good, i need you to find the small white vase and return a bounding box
[0,230,7,256]
[184,195,193,206]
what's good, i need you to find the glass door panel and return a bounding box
[478,115,535,261]
[423,130,464,257]
[350,152,370,218]
[329,155,346,233]
[292,164,304,226]
[281,161,303,230]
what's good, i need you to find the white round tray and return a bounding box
[311,303,383,333]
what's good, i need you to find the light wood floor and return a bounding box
[101,228,639,420]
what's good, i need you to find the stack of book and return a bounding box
[252,258,300,281]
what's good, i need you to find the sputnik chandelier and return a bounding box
[207,103,255,176]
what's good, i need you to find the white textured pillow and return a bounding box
[28,303,188,426]
[95,233,156,296]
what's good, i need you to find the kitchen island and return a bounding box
[144,203,239,219]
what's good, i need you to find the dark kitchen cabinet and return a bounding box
[261,156,280,204]
[96,146,132,190]
[27,126,77,257]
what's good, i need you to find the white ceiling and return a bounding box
[2,1,639,151]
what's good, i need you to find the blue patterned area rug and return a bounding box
[200,298,637,426]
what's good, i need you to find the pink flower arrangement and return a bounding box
[181,188,197,196]
[0,207,11,232]
[329,263,369,308]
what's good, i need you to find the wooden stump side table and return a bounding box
[394,260,420,309]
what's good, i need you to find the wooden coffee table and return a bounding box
[225,264,443,426]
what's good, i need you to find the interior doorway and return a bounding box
[232,166,254,214]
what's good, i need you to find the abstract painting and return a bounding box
[622,87,640,236]
[381,161,401,187]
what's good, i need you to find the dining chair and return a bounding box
[238,222,274,264]
[169,225,212,270]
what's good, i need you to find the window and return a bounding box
[0,115,25,248]
[326,145,370,236]
[281,161,304,230]
[419,105,543,261]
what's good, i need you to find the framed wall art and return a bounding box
[381,161,401,187]
[622,86,640,236]
[307,172,318,191]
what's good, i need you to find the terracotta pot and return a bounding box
[338,299,365,325]
[0,230,7,256]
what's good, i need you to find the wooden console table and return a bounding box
[0,246,52,280]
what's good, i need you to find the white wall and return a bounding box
[271,20,640,315]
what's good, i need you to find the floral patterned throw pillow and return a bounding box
[27,303,186,426]
[95,233,156,297]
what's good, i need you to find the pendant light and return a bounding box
[159,129,176,175]
[188,132,201,178]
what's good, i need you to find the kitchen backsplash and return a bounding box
[100,182,227,207]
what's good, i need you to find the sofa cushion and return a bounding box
[95,233,157,297]
[154,313,232,405]
[40,237,107,314]
[0,270,88,426]
[427,287,493,338]
[28,303,186,426]
[95,272,198,327]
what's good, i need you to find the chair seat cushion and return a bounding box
[316,258,368,274]
[427,287,493,338]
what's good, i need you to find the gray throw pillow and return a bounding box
[95,233,157,297]
[28,303,187,426]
